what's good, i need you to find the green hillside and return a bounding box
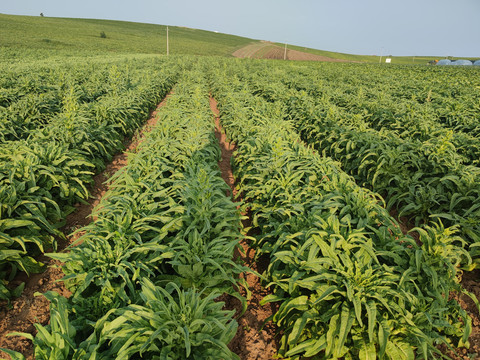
[0,13,253,59]
[0,13,476,64]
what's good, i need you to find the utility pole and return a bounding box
[167,26,169,56]
[284,42,287,60]
[379,47,384,64]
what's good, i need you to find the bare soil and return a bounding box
[263,47,348,62]
[389,208,420,244]
[233,42,349,62]
[232,42,274,59]
[0,93,172,360]
[210,97,279,359]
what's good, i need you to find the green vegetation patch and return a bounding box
[0,13,253,59]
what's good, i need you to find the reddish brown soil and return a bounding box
[232,42,273,59]
[233,42,349,62]
[211,98,236,197]
[0,93,172,360]
[287,48,350,62]
[263,47,349,62]
[389,208,420,244]
[210,97,279,359]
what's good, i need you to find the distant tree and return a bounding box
[100,31,107,38]
[40,13,44,17]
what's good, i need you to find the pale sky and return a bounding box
[1,0,479,57]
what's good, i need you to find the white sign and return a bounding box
[385,58,392,63]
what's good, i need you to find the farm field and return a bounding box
[232,42,348,62]
[208,58,480,359]
[1,13,480,358]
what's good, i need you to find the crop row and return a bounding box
[0,57,180,302]
[240,62,480,166]
[279,63,480,142]
[208,59,473,359]
[229,60,480,262]
[0,56,167,143]
[275,64,480,167]
[3,68,245,359]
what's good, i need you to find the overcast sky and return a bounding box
[2,0,479,57]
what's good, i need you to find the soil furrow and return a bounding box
[0,91,173,360]
[210,97,278,360]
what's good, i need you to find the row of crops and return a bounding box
[3,66,248,359]
[0,56,181,301]
[2,55,480,359]
[233,60,480,262]
[207,58,478,359]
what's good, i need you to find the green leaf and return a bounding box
[358,339,377,360]
[0,348,26,360]
[312,285,340,305]
[385,339,415,360]
[336,302,354,357]
[365,300,377,343]
[378,320,389,358]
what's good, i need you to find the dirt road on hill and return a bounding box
[233,42,349,62]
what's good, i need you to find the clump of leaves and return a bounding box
[94,280,239,359]
[2,281,239,360]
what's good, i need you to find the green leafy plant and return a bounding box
[5,70,246,359]
[95,280,239,359]
[0,57,179,299]
[208,60,475,359]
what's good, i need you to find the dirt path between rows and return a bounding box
[0,91,173,360]
[210,97,279,359]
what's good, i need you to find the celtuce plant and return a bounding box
[241,61,480,261]
[6,281,239,360]
[208,58,474,359]
[4,55,480,360]
[93,280,238,360]
[0,56,179,301]
[3,67,245,359]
